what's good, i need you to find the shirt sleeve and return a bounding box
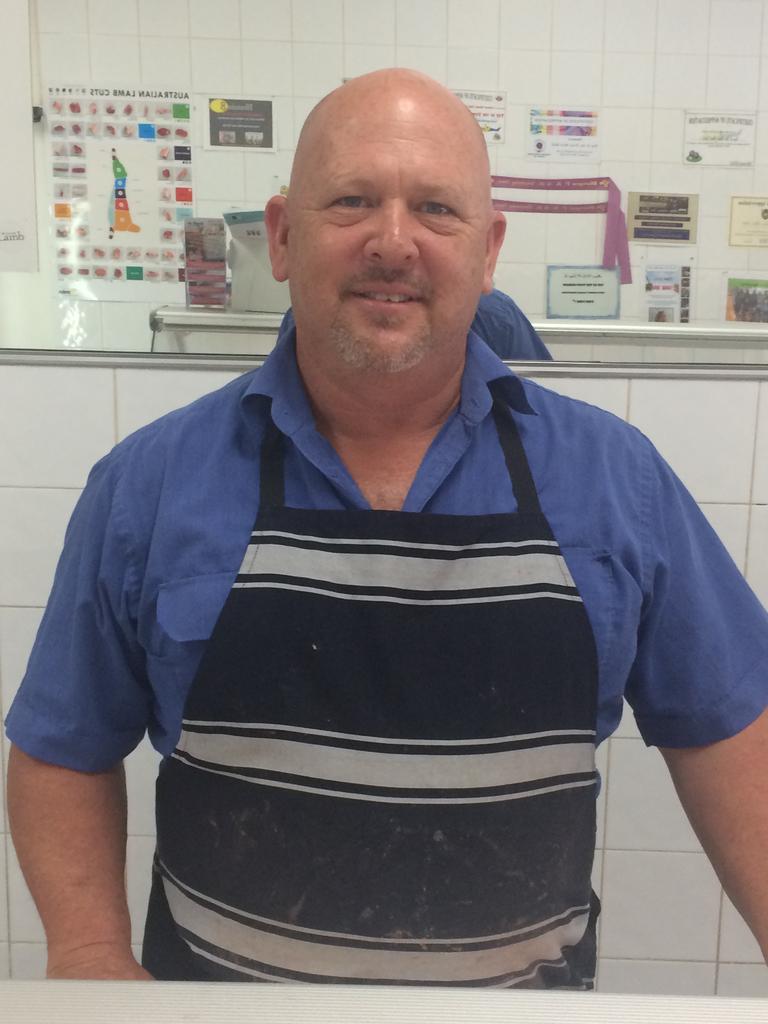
[625,446,768,748]
[472,290,552,361]
[4,451,152,771]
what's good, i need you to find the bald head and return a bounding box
[289,69,492,208]
[264,66,506,382]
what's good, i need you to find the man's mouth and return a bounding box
[352,290,421,304]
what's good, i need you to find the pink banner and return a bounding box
[491,175,632,285]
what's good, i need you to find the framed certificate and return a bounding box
[729,196,768,247]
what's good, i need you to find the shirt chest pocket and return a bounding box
[151,571,235,658]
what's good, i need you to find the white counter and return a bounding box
[1,982,766,1023]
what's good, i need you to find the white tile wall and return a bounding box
[447,0,500,49]
[9,943,47,980]
[189,0,240,40]
[8,0,768,354]
[746,504,768,608]
[292,0,344,44]
[345,0,396,45]
[89,0,137,35]
[446,47,499,90]
[700,504,750,570]
[0,366,114,487]
[658,0,711,55]
[720,895,766,963]
[0,841,7,943]
[604,0,658,54]
[753,382,768,502]
[90,35,141,82]
[115,367,241,439]
[1,361,766,989]
[600,850,722,960]
[36,0,89,36]
[627,379,759,502]
[717,964,768,997]
[598,958,717,996]
[0,608,45,721]
[137,0,189,38]
[603,55,655,109]
[397,0,448,47]
[0,488,81,607]
[709,1,764,56]
[551,0,606,52]
[606,740,702,852]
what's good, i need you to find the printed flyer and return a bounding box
[683,111,756,167]
[184,218,227,306]
[47,83,194,301]
[546,266,620,319]
[206,97,275,151]
[729,196,768,247]
[627,192,699,244]
[726,278,768,324]
[645,265,691,323]
[527,109,599,161]
[454,91,506,144]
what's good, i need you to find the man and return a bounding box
[277,289,553,362]
[6,70,768,988]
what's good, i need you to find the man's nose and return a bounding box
[362,203,419,265]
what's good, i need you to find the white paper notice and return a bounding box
[683,111,756,167]
[528,109,599,161]
[547,266,620,319]
[454,91,506,144]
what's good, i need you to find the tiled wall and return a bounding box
[2,0,768,353]
[1,360,767,996]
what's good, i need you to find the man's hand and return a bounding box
[47,942,153,980]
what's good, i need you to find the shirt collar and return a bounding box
[241,325,535,433]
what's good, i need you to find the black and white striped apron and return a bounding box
[143,389,600,988]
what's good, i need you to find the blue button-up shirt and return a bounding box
[6,333,768,770]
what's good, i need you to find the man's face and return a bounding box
[266,83,506,375]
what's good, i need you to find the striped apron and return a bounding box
[143,390,600,987]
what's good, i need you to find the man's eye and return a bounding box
[334,196,367,208]
[420,201,453,216]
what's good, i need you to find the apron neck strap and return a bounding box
[489,383,543,517]
[259,412,286,508]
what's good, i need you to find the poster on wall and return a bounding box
[645,265,691,323]
[546,266,620,319]
[627,192,699,244]
[726,277,768,323]
[729,196,768,247]
[454,91,506,143]
[47,84,194,302]
[527,109,599,161]
[205,97,275,151]
[683,111,756,167]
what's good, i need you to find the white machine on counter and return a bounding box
[224,209,290,313]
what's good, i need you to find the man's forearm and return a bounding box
[7,743,149,978]
[661,707,768,964]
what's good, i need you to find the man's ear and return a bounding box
[481,211,507,294]
[265,195,290,282]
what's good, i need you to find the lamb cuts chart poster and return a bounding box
[47,84,194,302]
